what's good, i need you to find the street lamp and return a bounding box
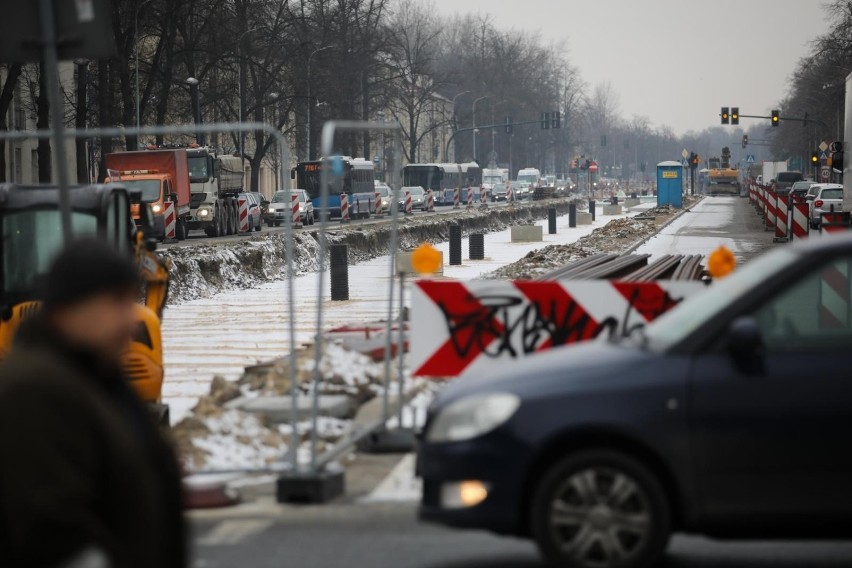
[134,0,153,133]
[237,26,261,166]
[306,44,336,161]
[185,77,204,145]
[472,95,491,164]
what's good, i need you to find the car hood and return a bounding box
[431,339,662,409]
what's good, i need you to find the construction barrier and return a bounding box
[819,261,850,329]
[292,193,302,228]
[821,211,852,234]
[404,189,412,215]
[479,185,487,208]
[164,200,176,240]
[774,194,789,241]
[791,202,810,240]
[466,185,474,209]
[765,190,776,231]
[374,191,384,217]
[238,197,250,233]
[426,189,434,212]
[506,180,514,203]
[453,186,460,209]
[340,193,350,223]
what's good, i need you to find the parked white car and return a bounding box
[808,183,844,229]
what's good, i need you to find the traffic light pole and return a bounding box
[738,113,829,129]
[444,118,554,162]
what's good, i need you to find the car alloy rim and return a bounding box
[548,467,651,567]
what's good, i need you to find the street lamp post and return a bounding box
[186,77,204,145]
[472,95,491,164]
[134,0,153,137]
[237,27,260,167]
[306,44,336,161]
[446,90,470,162]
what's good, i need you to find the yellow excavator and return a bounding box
[0,183,172,423]
[706,147,741,195]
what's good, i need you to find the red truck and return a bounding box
[105,148,192,240]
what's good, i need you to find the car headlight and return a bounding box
[198,208,209,217]
[268,205,277,212]
[152,204,162,213]
[426,393,520,443]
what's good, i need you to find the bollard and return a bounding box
[466,185,474,208]
[329,244,349,301]
[589,199,596,221]
[568,203,577,228]
[469,233,485,260]
[449,224,462,265]
[238,197,250,233]
[548,207,557,234]
[610,195,618,205]
[453,186,460,209]
[340,193,350,223]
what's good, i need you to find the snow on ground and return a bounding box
[162,204,637,422]
[361,454,421,503]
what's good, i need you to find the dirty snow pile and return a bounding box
[171,341,393,472]
[490,208,684,281]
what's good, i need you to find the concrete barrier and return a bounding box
[511,225,543,242]
[624,198,641,208]
[603,204,622,215]
[575,211,593,225]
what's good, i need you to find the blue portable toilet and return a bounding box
[656,161,683,208]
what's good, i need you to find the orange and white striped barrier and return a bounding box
[791,201,809,240]
[404,189,413,215]
[426,189,435,212]
[238,196,250,233]
[774,194,789,242]
[340,193,350,223]
[292,193,302,228]
[164,201,176,240]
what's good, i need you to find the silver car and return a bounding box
[399,186,427,211]
[808,184,844,229]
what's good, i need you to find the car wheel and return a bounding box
[530,450,670,568]
[267,221,274,228]
[275,221,281,227]
[310,213,315,225]
[176,218,187,240]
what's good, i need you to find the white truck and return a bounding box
[185,147,245,237]
[482,168,509,201]
[761,160,788,188]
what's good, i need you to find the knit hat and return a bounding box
[43,240,140,310]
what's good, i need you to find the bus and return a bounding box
[402,162,482,204]
[292,157,375,216]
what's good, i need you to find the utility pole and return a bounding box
[306,44,335,161]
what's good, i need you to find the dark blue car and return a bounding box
[418,235,852,568]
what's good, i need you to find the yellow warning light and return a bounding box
[411,243,442,275]
[708,246,736,279]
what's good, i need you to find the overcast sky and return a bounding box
[431,0,827,134]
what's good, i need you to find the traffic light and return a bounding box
[831,141,843,171]
[771,110,780,127]
[811,151,819,168]
[721,107,730,125]
[504,116,513,134]
[731,107,739,125]
[742,134,749,149]
[551,111,561,129]
[541,112,550,130]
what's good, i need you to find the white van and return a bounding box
[516,168,541,199]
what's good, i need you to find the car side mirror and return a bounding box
[727,316,764,365]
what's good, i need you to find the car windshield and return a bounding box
[407,187,424,195]
[119,179,161,203]
[791,182,812,190]
[517,175,537,184]
[641,248,798,350]
[820,188,843,199]
[271,191,289,203]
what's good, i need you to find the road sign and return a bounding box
[373,156,380,164]
[588,161,599,173]
[819,141,829,152]
[411,280,706,378]
[821,166,831,182]
[682,149,689,159]
[746,155,756,163]
[819,151,829,160]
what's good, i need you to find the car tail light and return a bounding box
[815,200,824,208]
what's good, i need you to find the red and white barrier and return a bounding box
[426,189,435,212]
[164,201,176,240]
[374,191,384,217]
[404,189,413,215]
[821,212,851,234]
[466,185,474,208]
[479,185,487,208]
[765,191,776,231]
[292,193,302,228]
[340,193,350,223]
[506,181,514,203]
[411,280,705,378]
[791,201,809,240]
[238,197,249,233]
[774,194,789,241]
[819,261,850,329]
[453,187,460,209]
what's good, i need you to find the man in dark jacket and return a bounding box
[0,241,186,568]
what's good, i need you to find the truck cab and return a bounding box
[186,148,244,237]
